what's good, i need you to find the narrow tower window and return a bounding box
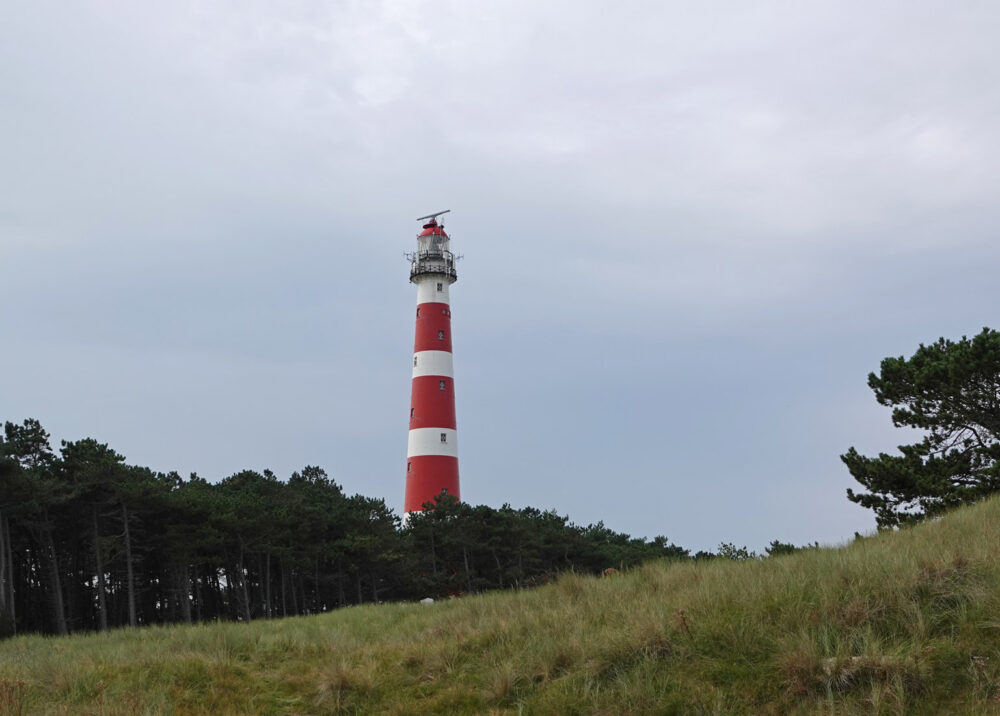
[407,462,412,472]
[439,380,446,390]
[438,330,444,340]
[416,307,421,317]
[440,433,447,443]
[410,408,414,417]
[436,282,443,291]
[414,356,418,366]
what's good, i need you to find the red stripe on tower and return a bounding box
[404,210,460,514]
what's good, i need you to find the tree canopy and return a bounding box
[843,327,1000,528]
[0,418,690,637]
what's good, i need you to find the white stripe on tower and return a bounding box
[407,428,459,458]
[412,351,453,379]
[416,280,450,305]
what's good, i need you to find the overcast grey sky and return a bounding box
[2,1,998,552]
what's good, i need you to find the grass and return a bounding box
[4,497,1000,714]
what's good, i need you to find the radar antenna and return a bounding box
[416,209,451,223]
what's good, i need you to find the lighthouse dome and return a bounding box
[419,220,448,237]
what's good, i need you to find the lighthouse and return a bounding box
[404,210,460,514]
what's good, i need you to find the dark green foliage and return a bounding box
[404,494,688,597]
[716,542,756,560]
[0,418,689,637]
[765,540,798,557]
[843,327,1000,527]
[764,539,817,557]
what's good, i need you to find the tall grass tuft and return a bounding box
[0,679,25,716]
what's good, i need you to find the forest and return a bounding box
[0,418,689,637]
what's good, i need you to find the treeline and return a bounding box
[0,418,688,637]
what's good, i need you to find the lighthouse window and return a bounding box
[437,330,444,340]
[416,308,421,317]
[413,356,418,366]
[439,380,446,390]
[407,462,412,472]
[436,282,443,291]
[440,433,447,443]
[410,408,414,417]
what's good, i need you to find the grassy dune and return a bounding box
[3,498,1000,715]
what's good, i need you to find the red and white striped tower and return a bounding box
[404,210,460,514]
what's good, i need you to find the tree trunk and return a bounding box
[370,570,378,603]
[91,507,108,631]
[462,544,473,593]
[41,520,68,635]
[161,567,175,623]
[337,560,345,607]
[203,567,211,621]
[194,567,203,622]
[64,546,78,630]
[265,551,272,618]
[121,503,137,627]
[492,549,504,589]
[224,560,235,620]
[211,566,221,620]
[227,562,250,622]
[3,515,14,633]
[0,510,7,614]
[256,553,266,617]
[314,555,321,613]
[280,560,288,617]
[298,572,307,615]
[237,537,251,622]
[355,573,363,605]
[178,565,192,624]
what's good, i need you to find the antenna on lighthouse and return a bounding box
[416,209,451,223]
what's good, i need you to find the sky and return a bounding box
[2,1,998,553]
